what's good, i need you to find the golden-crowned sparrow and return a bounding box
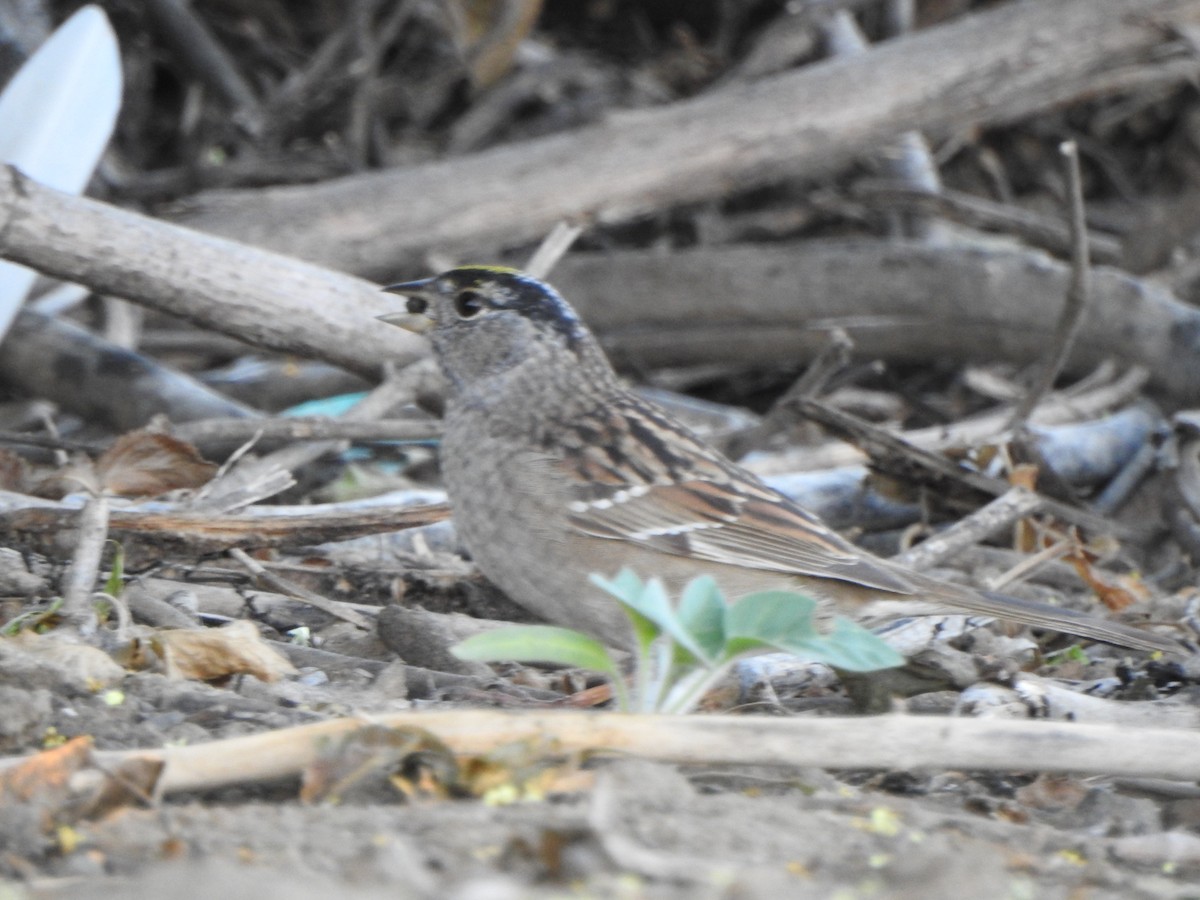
[381,266,1182,655]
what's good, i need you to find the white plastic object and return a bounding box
[0,5,122,341]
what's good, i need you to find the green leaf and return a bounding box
[725,590,819,643]
[591,569,660,652]
[764,617,904,672]
[635,578,713,663]
[593,570,707,663]
[676,575,725,661]
[610,573,673,625]
[452,625,619,676]
[724,590,901,672]
[591,568,645,602]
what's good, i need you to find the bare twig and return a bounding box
[851,182,1123,263]
[0,431,102,454]
[724,328,853,459]
[985,539,1076,593]
[794,398,1144,539]
[525,221,584,279]
[57,493,108,634]
[1008,141,1093,432]
[746,369,1151,476]
[144,0,263,134]
[893,488,1043,571]
[228,547,374,630]
[196,363,426,508]
[168,416,440,457]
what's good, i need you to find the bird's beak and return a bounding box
[379,278,436,334]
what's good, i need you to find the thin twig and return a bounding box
[852,182,1122,264]
[1008,140,1093,433]
[725,328,853,459]
[0,431,103,454]
[143,0,263,135]
[893,487,1043,571]
[169,416,440,457]
[985,539,1076,593]
[227,547,374,630]
[57,493,108,634]
[794,398,1144,540]
[525,221,584,279]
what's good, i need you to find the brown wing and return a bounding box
[559,398,915,595]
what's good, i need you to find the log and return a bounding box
[551,244,1200,402]
[170,0,1200,276]
[3,164,1200,399]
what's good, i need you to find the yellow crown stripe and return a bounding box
[454,264,522,275]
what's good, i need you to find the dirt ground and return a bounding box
[4,632,1200,898]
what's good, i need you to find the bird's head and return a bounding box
[381,266,610,390]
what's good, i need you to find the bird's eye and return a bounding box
[406,296,428,315]
[454,289,486,318]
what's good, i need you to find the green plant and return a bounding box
[452,569,903,713]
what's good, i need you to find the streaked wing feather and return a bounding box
[567,478,915,594]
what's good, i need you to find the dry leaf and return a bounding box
[29,431,217,499]
[95,430,217,497]
[1066,550,1149,612]
[153,620,298,683]
[1008,463,1041,553]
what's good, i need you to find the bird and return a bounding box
[380,265,1183,656]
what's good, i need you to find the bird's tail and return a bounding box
[927,586,1186,656]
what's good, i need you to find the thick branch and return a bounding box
[550,244,1200,402]
[172,0,1200,275]
[4,165,1200,400]
[0,308,257,429]
[0,166,424,380]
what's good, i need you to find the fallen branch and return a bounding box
[852,182,1123,264]
[551,245,1200,402]
[0,308,258,429]
[0,494,451,561]
[0,166,422,381]
[167,415,440,457]
[171,0,1200,275]
[24,711,1200,795]
[5,168,1200,401]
